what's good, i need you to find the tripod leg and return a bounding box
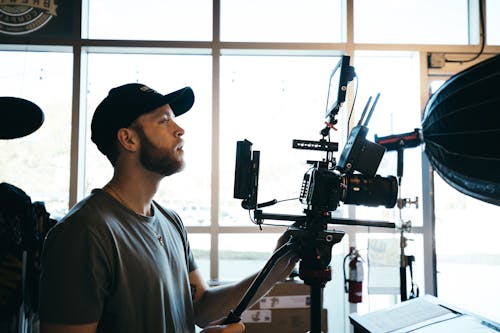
[222,241,297,324]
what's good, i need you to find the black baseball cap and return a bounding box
[91,83,194,156]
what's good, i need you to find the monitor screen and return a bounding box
[325,55,352,118]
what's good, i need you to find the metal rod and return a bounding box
[223,241,297,324]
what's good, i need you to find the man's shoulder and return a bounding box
[47,190,113,238]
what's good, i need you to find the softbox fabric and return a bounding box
[421,54,500,205]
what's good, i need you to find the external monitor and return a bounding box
[325,55,354,118]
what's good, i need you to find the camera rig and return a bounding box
[225,55,398,332]
[234,56,397,219]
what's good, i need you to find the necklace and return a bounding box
[104,184,164,246]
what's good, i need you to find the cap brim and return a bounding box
[0,97,44,139]
[164,87,195,117]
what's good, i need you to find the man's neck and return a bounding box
[104,175,160,217]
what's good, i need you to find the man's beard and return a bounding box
[136,128,185,177]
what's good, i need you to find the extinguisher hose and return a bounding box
[343,253,350,293]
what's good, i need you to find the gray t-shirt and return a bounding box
[39,189,198,333]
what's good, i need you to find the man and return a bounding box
[38,83,298,333]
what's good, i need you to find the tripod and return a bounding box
[223,210,395,332]
[293,224,344,333]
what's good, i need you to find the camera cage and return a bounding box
[233,56,397,225]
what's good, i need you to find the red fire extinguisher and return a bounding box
[344,247,364,303]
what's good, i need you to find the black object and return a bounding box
[321,55,356,137]
[421,54,500,206]
[0,97,44,139]
[0,182,56,329]
[325,55,356,119]
[375,129,422,152]
[300,164,398,212]
[336,93,386,177]
[233,139,260,210]
[229,136,397,332]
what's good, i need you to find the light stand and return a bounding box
[395,148,419,301]
[374,130,422,302]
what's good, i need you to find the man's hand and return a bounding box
[200,319,245,333]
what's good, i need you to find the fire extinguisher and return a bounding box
[343,247,364,303]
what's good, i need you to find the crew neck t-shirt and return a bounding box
[39,189,198,333]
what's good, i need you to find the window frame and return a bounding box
[1,0,500,331]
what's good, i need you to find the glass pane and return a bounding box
[355,232,424,314]
[221,0,343,42]
[85,52,212,226]
[188,233,210,280]
[435,168,500,323]
[354,0,470,44]
[219,233,281,281]
[486,0,500,45]
[352,51,422,227]
[86,0,212,41]
[219,54,349,226]
[0,51,73,218]
[431,76,500,323]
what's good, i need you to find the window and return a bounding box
[2,1,500,331]
[84,51,213,226]
[354,0,470,44]
[430,80,500,324]
[219,233,275,280]
[434,175,500,323]
[352,51,422,227]
[188,233,211,279]
[0,50,73,218]
[347,51,425,314]
[86,0,212,40]
[219,54,346,226]
[486,0,500,45]
[220,0,343,42]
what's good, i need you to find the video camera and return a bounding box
[225,56,399,330]
[234,55,398,222]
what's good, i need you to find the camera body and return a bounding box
[300,161,398,213]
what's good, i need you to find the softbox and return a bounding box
[421,54,500,206]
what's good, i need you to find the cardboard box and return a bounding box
[250,279,323,310]
[242,308,328,333]
[242,279,328,333]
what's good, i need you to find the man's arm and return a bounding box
[40,322,98,333]
[189,268,256,327]
[190,232,299,328]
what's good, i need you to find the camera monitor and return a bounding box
[234,139,260,209]
[325,55,355,119]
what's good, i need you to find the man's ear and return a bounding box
[116,127,139,152]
